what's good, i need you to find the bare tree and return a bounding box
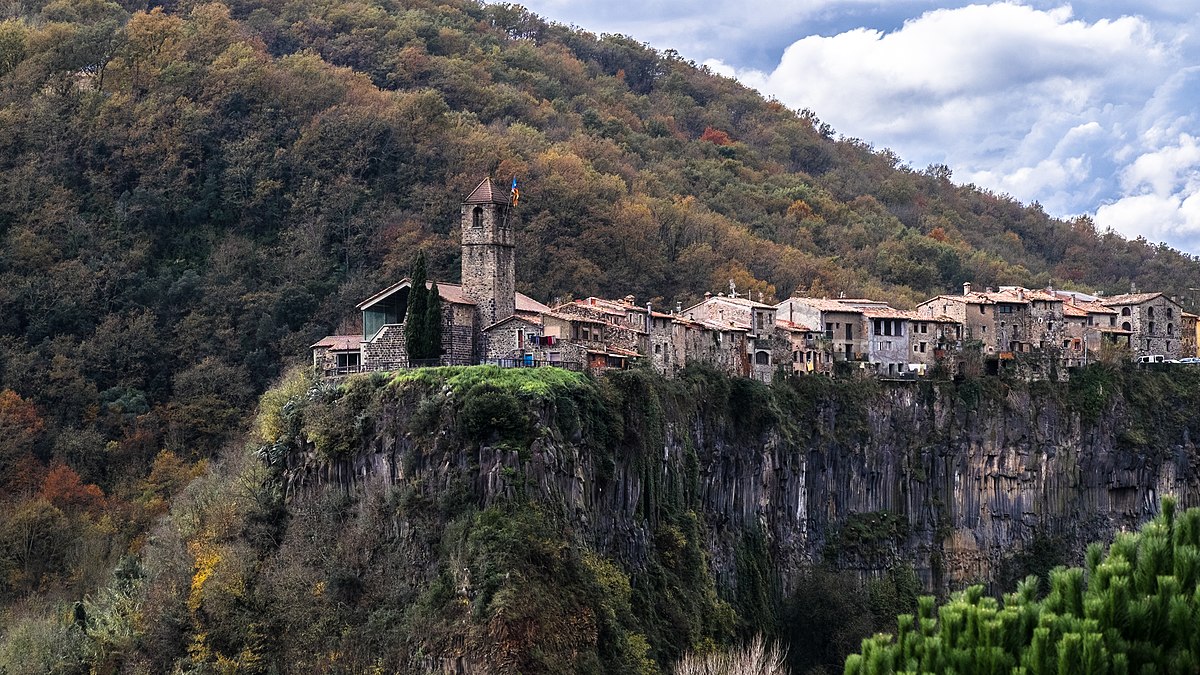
[673,636,790,675]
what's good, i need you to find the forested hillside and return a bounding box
[2,0,1200,660]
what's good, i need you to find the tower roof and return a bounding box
[463,178,511,205]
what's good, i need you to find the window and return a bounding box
[1148,306,1155,318]
[654,343,661,354]
[1167,307,1174,318]
[1123,321,1132,332]
[756,313,765,330]
[1109,316,1115,326]
[517,330,525,349]
[755,351,770,365]
[472,206,483,228]
[1150,322,1156,334]
[998,305,1012,314]
[1122,307,1131,316]
[980,305,986,314]
[1168,323,1174,336]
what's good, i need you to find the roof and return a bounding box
[482,314,543,332]
[775,319,815,333]
[685,295,775,313]
[1062,297,1117,316]
[463,178,511,205]
[357,279,549,313]
[920,315,960,324]
[311,335,362,351]
[919,293,995,306]
[1062,304,1088,318]
[861,307,917,320]
[779,297,868,313]
[1096,326,1133,334]
[1101,292,1165,306]
[543,311,606,324]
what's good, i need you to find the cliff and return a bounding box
[255,364,1200,671]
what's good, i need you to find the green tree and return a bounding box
[423,281,443,360]
[405,250,430,362]
[845,498,1200,675]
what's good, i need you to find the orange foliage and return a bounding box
[0,389,44,452]
[929,226,949,242]
[699,126,732,146]
[39,461,106,512]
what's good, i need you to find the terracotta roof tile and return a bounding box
[1101,292,1165,306]
[463,178,512,205]
[311,335,362,350]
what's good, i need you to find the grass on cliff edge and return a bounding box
[389,365,590,399]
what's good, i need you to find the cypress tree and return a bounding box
[405,250,430,362]
[424,281,443,361]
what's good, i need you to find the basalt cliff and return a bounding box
[258,364,1200,670]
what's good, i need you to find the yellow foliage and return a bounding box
[254,367,312,443]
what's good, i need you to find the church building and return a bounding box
[311,178,549,374]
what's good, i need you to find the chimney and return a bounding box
[704,291,712,300]
[624,294,635,305]
[963,282,972,296]
[986,286,994,293]
[646,302,652,333]
[675,302,682,314]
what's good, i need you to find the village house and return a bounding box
[917,285,997,354]
[683,291,783,382]
[775,319,825,374]
[775,297,885,367]
[1100,292,1186,359]
[907,315,961,374]
[862,307,914,377]
[1055,293,1126,366]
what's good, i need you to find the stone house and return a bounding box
[683,293,782,381]
[776,297,882,365]
[775,320,825,374]
[918,284,998,354]
[1100,292,1186,359]
[311,335,363,375]
[1056,294,1125,366]
[670,316,749,378]
[1184,312,1198,357]
[907,315,961,374]
[862,307,916,377]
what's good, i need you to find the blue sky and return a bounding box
[509,1,1200,254]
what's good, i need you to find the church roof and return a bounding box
[463,178,511,205]
[356,278,549,313]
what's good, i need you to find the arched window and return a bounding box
[1148,306,1155,318]
[1122,321,1132,332]
[472,206,483,228]
[1122,307,1131,316]
[755,351,771,365]
[1167,323,1174,336]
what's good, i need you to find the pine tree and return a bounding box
[405,251,430,362]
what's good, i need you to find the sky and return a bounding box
[508,1,1200,255]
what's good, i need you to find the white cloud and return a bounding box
[710,2,1200,252]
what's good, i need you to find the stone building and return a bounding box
[862,307,916,377]
[683,293,782,381]
[1101,292,1187,359]
[776,297,884,365]
[311,178,549,374]
[1056,294,1126,366]
[907,315,961,374]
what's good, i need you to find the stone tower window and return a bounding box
[472,206,483,228]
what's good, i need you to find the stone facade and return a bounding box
[1102,293,1186,359]
[461,180,516,332]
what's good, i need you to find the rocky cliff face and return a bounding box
[283,367,1200,595]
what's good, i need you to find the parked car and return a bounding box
[1138,355,1166,363]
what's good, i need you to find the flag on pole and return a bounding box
[510,177,520,207]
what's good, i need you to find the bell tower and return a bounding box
[460,178,515,329]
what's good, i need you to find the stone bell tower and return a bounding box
[461,178,515,329]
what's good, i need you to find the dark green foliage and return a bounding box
[405,251,433,360]
[827,511,910,562]
[845,499,1200,675]
[458,382,530,446]
[424,281,444,359]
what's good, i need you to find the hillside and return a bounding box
[3,0,1200,666]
